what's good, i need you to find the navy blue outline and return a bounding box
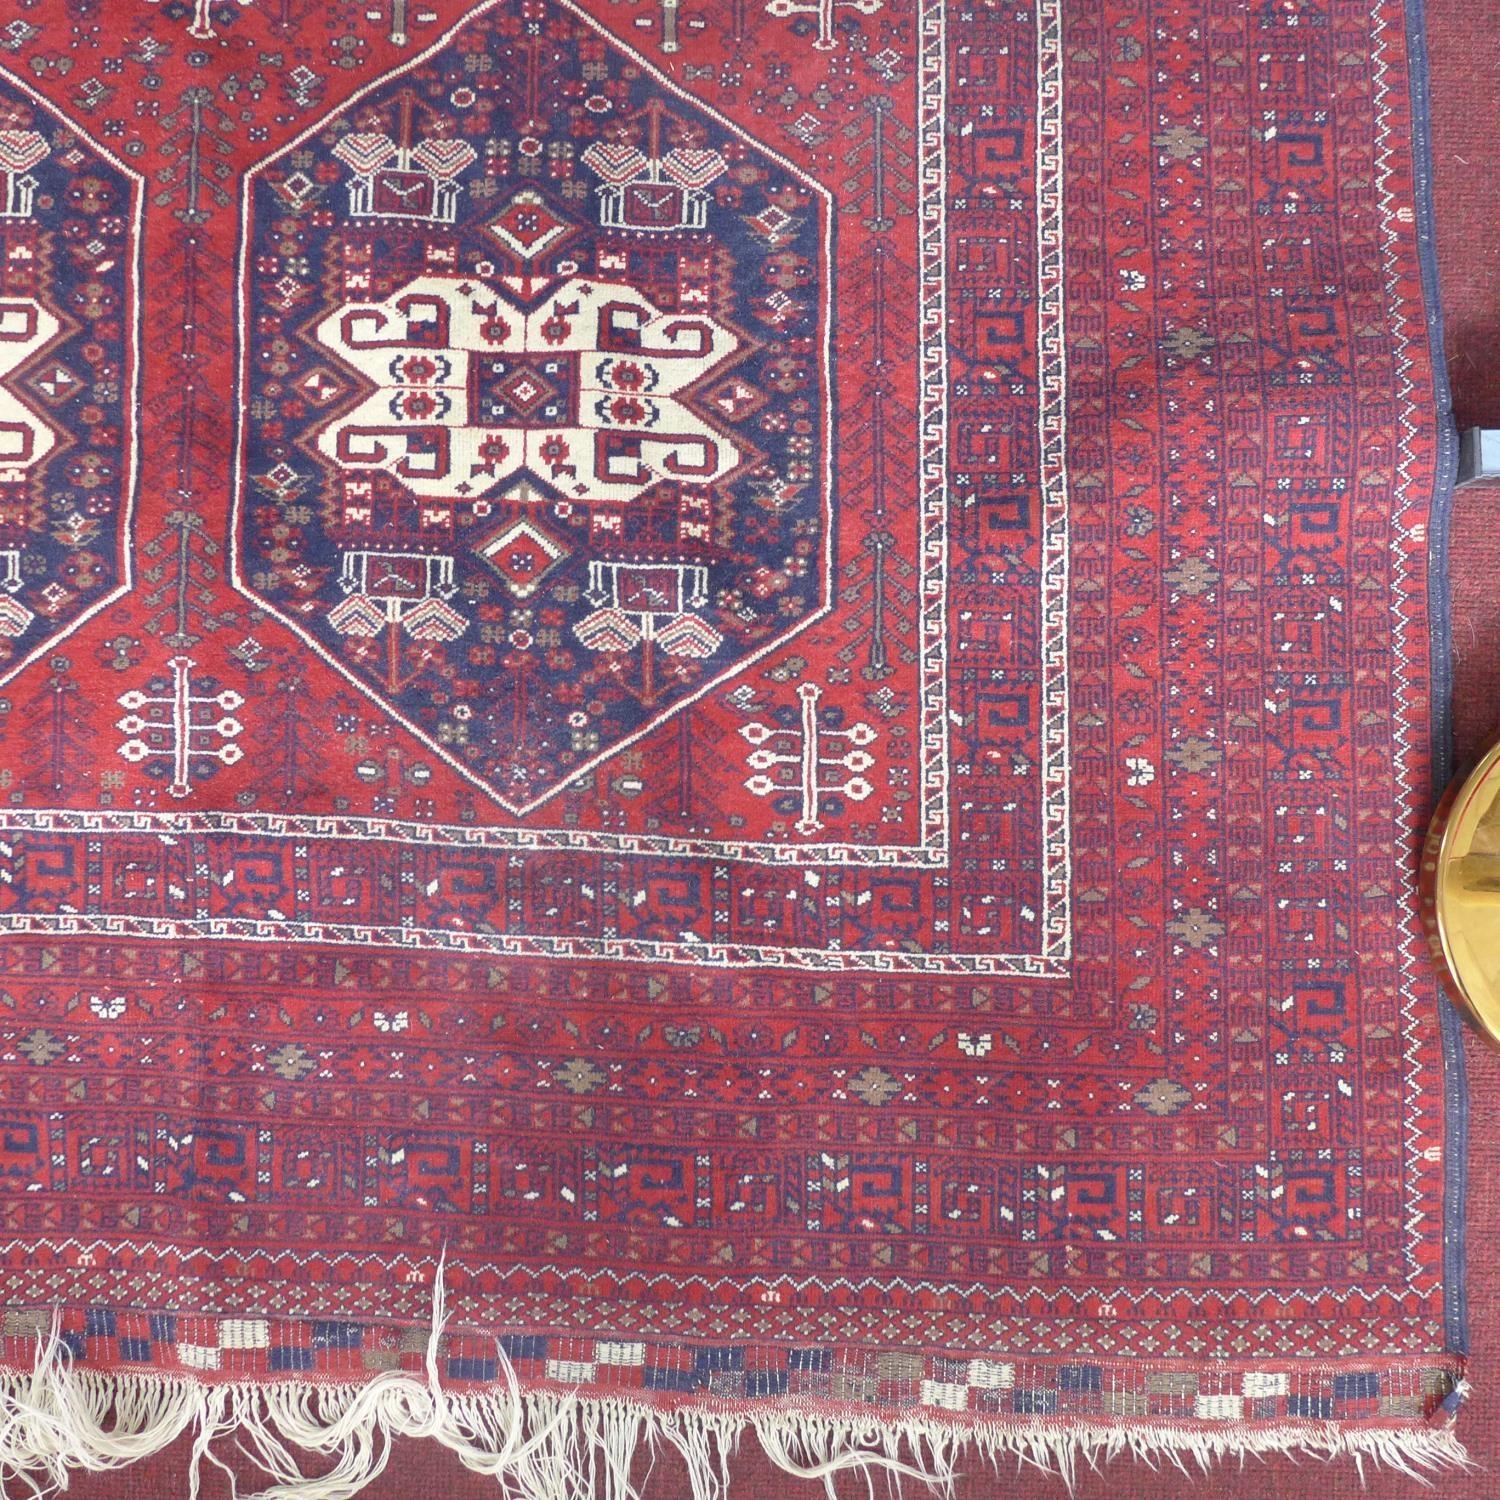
[1401,0,1469,1357]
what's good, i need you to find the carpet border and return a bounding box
[1402,0,1472,1359]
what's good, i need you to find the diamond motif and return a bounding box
[475,356,570,424]
[478,518,569,599]
[486,188,574,261]
[298,368,346,406]
[25,362,80,405]
[704,376,767,424]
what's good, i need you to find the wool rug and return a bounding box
[0,0,1470,1493]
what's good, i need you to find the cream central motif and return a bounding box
[314,272,742,504]
[0,298,60,479]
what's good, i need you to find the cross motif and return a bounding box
[116,657,245,799]
[763,0,883,51]
[741,682,877,835]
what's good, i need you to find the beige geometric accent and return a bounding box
[0,297,60,479]
[314,272,741,504]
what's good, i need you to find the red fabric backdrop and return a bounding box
[51,0,1500,1491]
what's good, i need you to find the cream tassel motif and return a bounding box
[187,0,252,41]
[0,1271,1474,1499]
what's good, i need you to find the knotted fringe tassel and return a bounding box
[0,1277,1474,1500]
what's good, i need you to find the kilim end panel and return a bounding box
[0,0,1469,1489]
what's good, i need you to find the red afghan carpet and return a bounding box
[0,0,1470,1492]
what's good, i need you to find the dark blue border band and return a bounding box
[1401,0,1470,1358]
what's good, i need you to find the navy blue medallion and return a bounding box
[240,1,832,812]
[0,91,139,680]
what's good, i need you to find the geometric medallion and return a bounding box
[0,88,141,681]
[237,0,832,812]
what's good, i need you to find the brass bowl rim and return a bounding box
[1433,738,1500,1047]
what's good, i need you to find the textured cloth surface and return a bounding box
[46,0,1500,1489]
[0,0,1472,1491]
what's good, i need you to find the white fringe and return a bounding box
[0,1278,1472,1499]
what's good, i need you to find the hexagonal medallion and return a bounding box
[238,0,831,812]
[0,87,141,683]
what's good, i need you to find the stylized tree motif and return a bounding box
[140,510,238,650]
[840,95,914,232]
[327,551,467,693]
[741,682,877,834]
[155,87,237,224]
